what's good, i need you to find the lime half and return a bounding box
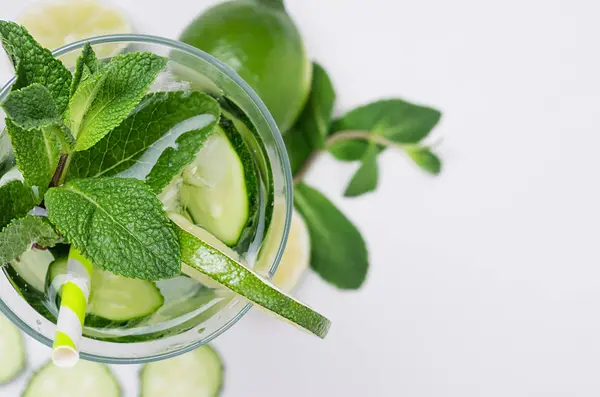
[172,214,331,339]
[19,0,131,61]
[179,0,311,132]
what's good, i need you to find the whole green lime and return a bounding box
[179,0,311,132]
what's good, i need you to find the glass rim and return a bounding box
[0,33,294,364]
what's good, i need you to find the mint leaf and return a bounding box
[70,42,99,96]
[328,140,367,162]
[285,63,335,176]
[329,99,441,161]
[344,143,379,197]
[0,21,72,113]
[66,52,167,151]
[294,183,369,289]
[2,84,62,130]
[45,178,180,280]
[294,63,335,149]
[0,180,37,229]
[67,92,220,183]
[144,103,221,193]
[284,127,314,176]
[6,120,60,191]
[0,215,59,264]
[406,146,442,175]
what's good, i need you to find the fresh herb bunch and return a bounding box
[285,63,443,289]
[0,21,225,281]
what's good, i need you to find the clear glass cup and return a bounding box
[0,34,293,364]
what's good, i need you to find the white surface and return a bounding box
[1,0,600,395]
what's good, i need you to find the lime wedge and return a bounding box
[258,206,310,292]
[18,0,131,62]
[171,214,331,338]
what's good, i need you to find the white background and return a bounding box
[2,0,600,396]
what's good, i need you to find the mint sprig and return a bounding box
[45,178,180,280]
[285,63,443,289]
[0,22,186,280]
[66,52,167,151]
[327,99,443,191]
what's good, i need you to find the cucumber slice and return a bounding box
[23,360,120,397]
[49,257,164,326]
[219,96,274,234]
[172,215,331,339]
[0,314,25,384]
[10,248,55,293]
[6,246,61,322]
[140,345,223,397]
[179,116,258,247]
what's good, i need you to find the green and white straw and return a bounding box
[51,247,93,368]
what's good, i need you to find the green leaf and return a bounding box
[6,119,60,191]
[144,111,220,193]
[284,126,314,176]
[66,52,167,151]
[70,42,99,96]
[285,63,335,176]
[2,84,62,130]
[0,21,72,113]
[0,215,60,264]
[328,139,370,162]
[294,183,369,289]
[67,92,220,184]
[406,146,442,175]
[344,143,379,197]
[0,180,37,229]
[45,177,180,280]
[296,63,336,149]
[329,99,441,161]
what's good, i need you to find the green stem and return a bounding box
[255,0,285,10]
[325,130,408,149]
[49,154,69,187]
[293,130,410,184]
[292,130,442,184]
[45,124,76,187]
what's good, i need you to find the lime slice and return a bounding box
[258,207,310,292]
[18,0,131,62]
[171,214,330,338]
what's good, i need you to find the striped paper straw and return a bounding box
[51,247,93,368]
